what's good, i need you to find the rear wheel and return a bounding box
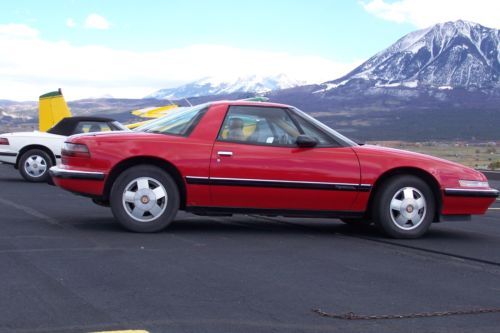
[373,175,435,239]
[18,149,53,182]
[110,165,179,232]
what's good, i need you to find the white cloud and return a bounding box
[66,18,76,28]
[0,24,38,38]
[361,0,500,29]
[84,13,110,30]
[0,24,358,101]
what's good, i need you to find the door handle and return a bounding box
[217,151,233,157]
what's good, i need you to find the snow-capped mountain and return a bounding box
[320,20,499,92]
[147,74,304,100]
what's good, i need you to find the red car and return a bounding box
[50,101,498,238]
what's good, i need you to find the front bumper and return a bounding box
[442,187,499,215]
[443,188,500,198]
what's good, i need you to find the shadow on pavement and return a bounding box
[67,214,482,242]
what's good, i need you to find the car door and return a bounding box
[209,105,362,212]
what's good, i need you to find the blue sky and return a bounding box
[1,0,417,61]
[0,0,498,100]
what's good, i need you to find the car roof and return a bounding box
[47,116,117,136]
[63,116,116,122]
[209,100,292,108]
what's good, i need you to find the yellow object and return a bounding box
[37,89,178,132]
[126,119,155,129]
[131,105,178,118]
[127,104,179,129]
[38,89,71,132]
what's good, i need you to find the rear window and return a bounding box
[138,104,209,136]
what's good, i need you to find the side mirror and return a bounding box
[296,135,318,148]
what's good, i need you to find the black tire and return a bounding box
[373,175,435,239]
[110,165,179,232]
[18,149,53,183]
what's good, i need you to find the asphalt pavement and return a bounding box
[0,163,499,333]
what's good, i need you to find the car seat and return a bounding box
[227,118,245,141]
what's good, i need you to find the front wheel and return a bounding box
[110,165,180,232]
[18,149,53,182]
[373,175,435,239]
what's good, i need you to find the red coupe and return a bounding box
[50,101,498,238]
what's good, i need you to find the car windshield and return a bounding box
[291,107,358,146]
[135,103,209,135]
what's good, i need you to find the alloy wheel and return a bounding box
[122,177,168,222]
[24,155,47,178]
[389,186,427,230]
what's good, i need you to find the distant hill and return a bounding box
[147,74,304,100]
[1,20,499,141]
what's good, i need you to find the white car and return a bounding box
[0,117,127,182]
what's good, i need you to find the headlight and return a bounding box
[459,180,489,188]
[62,142,90,157]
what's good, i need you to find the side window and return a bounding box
[218,106,300,146]
[74,122,111,134]
[290,113,338,146]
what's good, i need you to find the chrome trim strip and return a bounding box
[209,177,363,187]
[49,166,105,180]
[0,152,17,157]
[185,176,372,191]
[444,188,499,198]
[444,188,497,192]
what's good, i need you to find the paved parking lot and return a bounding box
[0,163,499,333]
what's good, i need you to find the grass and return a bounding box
[369,141,500,170]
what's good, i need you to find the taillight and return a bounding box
[0,138,9,145]
[62,142,90,158]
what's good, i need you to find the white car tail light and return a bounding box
[0,138,9,145]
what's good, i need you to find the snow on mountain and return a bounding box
[147,74,304,100]
[0,109,28,119]
[320,20,499,92]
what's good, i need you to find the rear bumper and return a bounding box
[49,166,106,197]
[49,166,105,180]
[0,150,17,165]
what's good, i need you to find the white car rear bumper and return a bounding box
[0,149,17,165]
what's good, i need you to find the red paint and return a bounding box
[51,101,497,219]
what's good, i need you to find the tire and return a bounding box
[373,175,435,239]
[18,149,53,183]
[110,165,179,232]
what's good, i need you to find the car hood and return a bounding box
[353,144,464,167]
[352,144,486,182]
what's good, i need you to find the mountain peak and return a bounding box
[322,20,499,92]
[147,74,304,100]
